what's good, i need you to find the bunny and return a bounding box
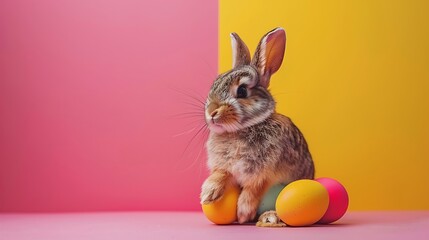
[200,28,315,227]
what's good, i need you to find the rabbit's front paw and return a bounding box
[237,206,257,224]
[200,179,225,204]
[237,194,258,223]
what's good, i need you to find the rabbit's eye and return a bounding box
[237,85,247,98]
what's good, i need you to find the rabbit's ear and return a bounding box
[251,28,286,88]
[230,33,251,68]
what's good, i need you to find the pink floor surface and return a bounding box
[0,211,428,240]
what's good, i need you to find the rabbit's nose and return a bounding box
[210,110,218,118]
[206,102,220,120]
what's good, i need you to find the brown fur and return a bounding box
[200,28,314,225]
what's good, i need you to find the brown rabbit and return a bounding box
[200,28,315,227]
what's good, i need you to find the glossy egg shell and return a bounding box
[257,184,286,216]
[316,177,349,224]
[201,184,240,225]
[275,179,329,226]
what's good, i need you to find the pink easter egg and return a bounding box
[315,177,349,224]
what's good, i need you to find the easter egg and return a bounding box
[275,179,329,226]
[257,184,286,216]
[316,177,349,224]
[201,184,240,224]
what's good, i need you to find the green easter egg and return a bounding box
[257,183,287,216]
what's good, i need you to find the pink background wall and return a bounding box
[0,0,217,212]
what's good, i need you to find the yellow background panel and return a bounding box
[219,0,429,210]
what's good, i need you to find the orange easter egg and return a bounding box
[276,179,329,226]
[201,184,240,225]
